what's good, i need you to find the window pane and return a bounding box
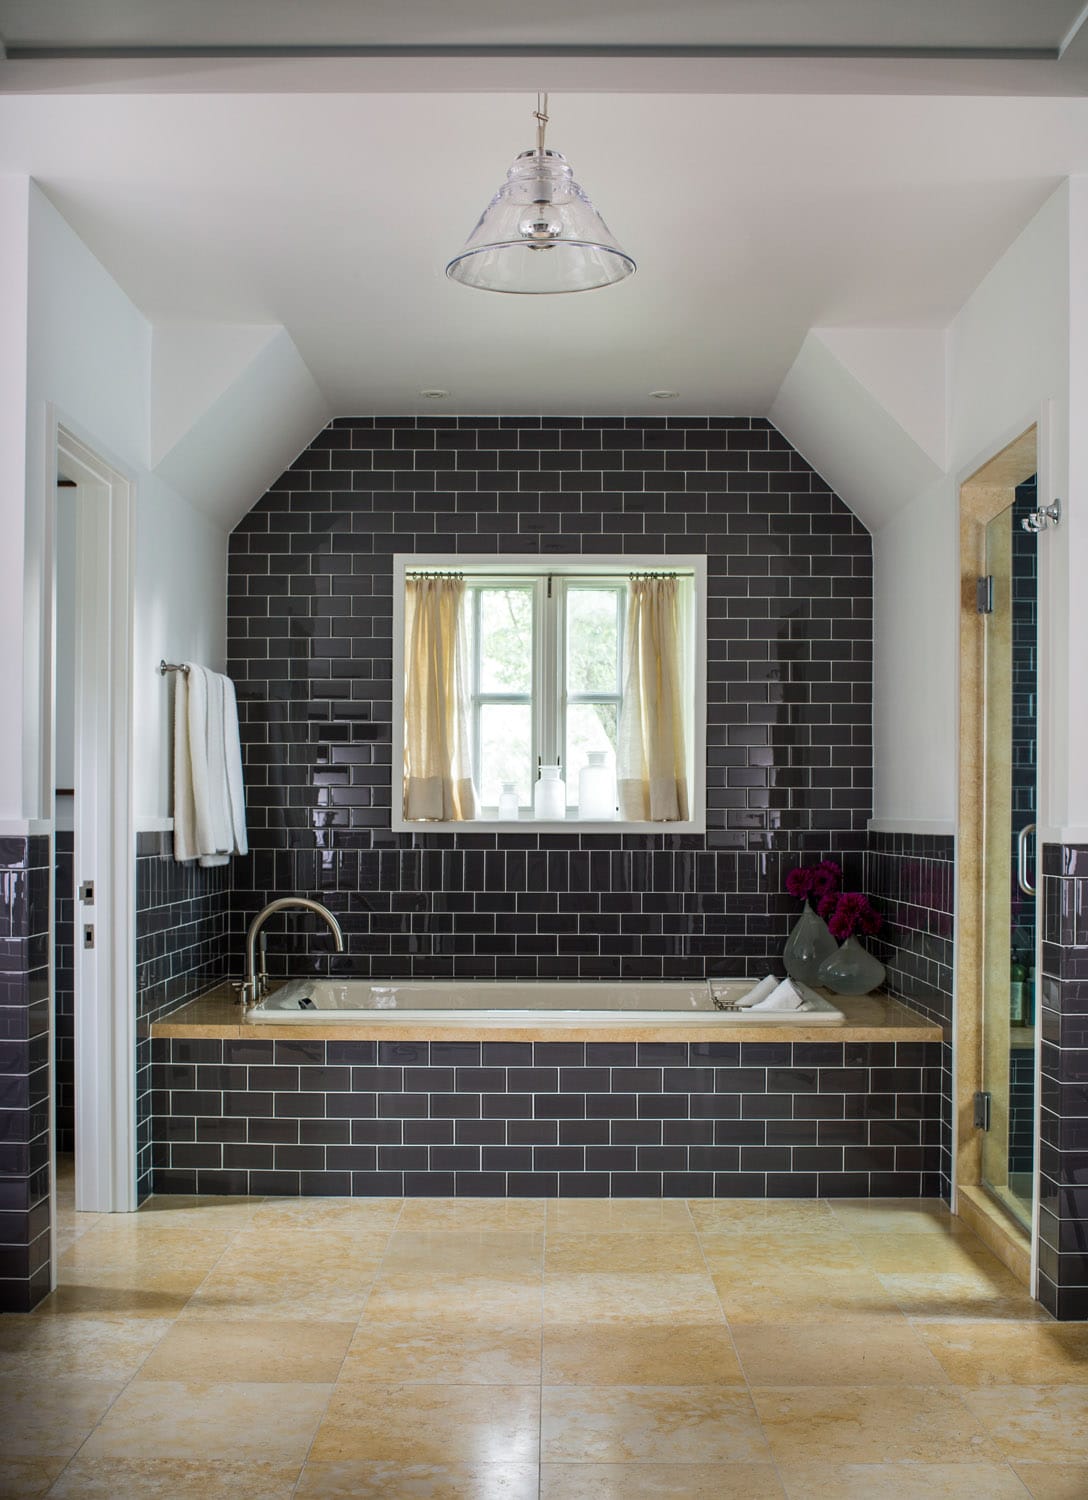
[566,588,621,695]
[478,588,534,694]
[479,703,532,809]
[565,702,618,807]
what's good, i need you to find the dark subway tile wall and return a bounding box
[0,835,51,1312]
[227,417,872,984]
[865,831,955,1198]
[135,831,232,1199]
[54,831,74,1155]
[151,1035,943,1200]
[1039,843,1088,1320]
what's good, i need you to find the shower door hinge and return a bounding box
[976,576,994,615]
[973,1090,991,1131]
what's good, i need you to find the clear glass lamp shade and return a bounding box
[446,149,635,294]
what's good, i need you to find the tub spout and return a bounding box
[242,898,345,1008]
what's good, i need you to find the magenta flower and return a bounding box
[785,859,843,904]
[823,892,882,941]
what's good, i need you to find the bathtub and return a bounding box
[246,977,845,1026]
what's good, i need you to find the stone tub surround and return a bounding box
[149,992,944,1201]
[135,831,232,1200]
[226,415,873,985]
[865,830,956,1200]
[0,834,51,1313]
[1039,843,1088,1320]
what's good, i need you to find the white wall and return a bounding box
[0,178,30,826]
[871,181,1070,833]
[23,183,230,826]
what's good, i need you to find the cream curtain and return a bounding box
[617,576,690,822]
[403,577,479,821]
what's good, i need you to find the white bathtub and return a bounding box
[246,978,845,1026]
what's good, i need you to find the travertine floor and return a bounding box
[1,1164,1086,1499]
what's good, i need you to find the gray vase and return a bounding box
[783,901,838,986]
[817,935,886,996]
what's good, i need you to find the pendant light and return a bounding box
[446,93,636,295]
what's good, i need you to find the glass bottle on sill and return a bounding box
[498,783,520,819]
[534,765,566,820]
[578,751,615,820]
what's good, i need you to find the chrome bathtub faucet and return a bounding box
[241,897,345,1008]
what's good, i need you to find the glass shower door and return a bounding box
[980,483,1037,1230]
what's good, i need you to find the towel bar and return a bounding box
[159,660,190,676]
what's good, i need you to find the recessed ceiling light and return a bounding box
[649,389,680,400]
[419,388,450,399]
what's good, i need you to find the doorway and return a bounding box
[956,425,1041,1284]
[50,423,137,1258]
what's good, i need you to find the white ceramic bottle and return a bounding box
[497,782,520,819]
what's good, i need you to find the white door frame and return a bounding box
[51,420,137,1223]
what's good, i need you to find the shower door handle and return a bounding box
[1017,823,1037,898]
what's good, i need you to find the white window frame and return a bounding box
[391,553,707,834]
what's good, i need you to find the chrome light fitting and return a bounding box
[446,93,636,295]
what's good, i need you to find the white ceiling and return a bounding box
[1,0,1086,54]
[2,87,1085,419]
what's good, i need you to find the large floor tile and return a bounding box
[541,1386,770,1464]
[342,1323,541,1385]
[295,1461,539,1498]
[543,1323,743,1386]
[689,1200,835,1236]
[250,1197,403,1230]
[220,1226,391,1272]
[959,1387,1088,1462]
[731,1319,949,1386]
[777,1461,1032,1499]
[136,1318,355,1383]
[751,1385,1001,1465]
[361,1273,543,1326]
[78,1381,333,1465]
[1012,1462,1088,1498]
[46,1458,301,1498]
[853,1229,1006,1277]
[0,1458,67,1499]
[35,1261,209,1320]
[178,1261,375,1323]
[877,1269,1051,1322]
[544,1232,705,1275]
[0,1376,121,1463]
[308,1382,539,1465]
[0,1313,172,1382]
[700,1230,867,1276]
[539,1462,785,1498]
[381,1229,543,1277]
[543,1272,723,1326]
[919,1323,1088,1386]
[137,1196,262,1229]
[545,1200,693,1234]
[825,1199,966,1236]
[398,1199,545,1231]
[713,1267,901,1324]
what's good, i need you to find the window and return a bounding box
[393,555,706,831]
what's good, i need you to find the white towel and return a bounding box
[173,664,248,867]
[750,977,806,1012]
[734,975,779,1008]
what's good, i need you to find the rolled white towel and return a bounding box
[750,977,806,1012]
[734,975,779,1008]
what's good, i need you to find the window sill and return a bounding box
[391,817,706,835]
